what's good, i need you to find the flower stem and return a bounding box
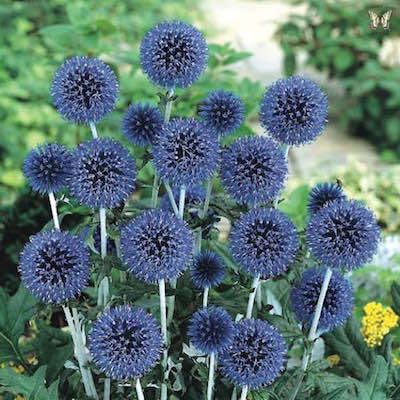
[240,385,248,400]
[63,306,98,399]
[99,208,107,260]
[178,184,186,219]
[203,286,209,308]
[151,174,160,208]
[135,378,145,400]
[164,182,179,216]
[89,122,98,139]
[207,352,216,400]
[164,90,174,123]
[159,279,168,400]
[201,179,212,219]
[103,378,111,400]
[246,275,260,318]
[256,281,262,310]
[48,191,60,230]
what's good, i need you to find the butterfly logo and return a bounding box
[368,10,392,30]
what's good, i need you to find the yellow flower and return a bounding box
[15,396,25,400]
[327,354,341,367]
[361,302,399,347]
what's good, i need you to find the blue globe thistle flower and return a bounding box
[220,137,287,205]
[159,185,205,212]
[89,305,162,380]
[220,319,287,389]
[120,209,194,283]
[230,208,299,278]
[51,56,118,124]
[140,21,208,89]
[153,118,219,187]
[19,230,90,304]
[198,90,245,136]
[260,76,328,146]
[188,307,234,354]
[122,103,163,147]
[290,267,353,333]
[308,182,346,214]
[68,138,136,209]
[190,251,225,289]
[306,200,380,271]
[23,143,72,195]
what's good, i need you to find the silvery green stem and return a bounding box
[136,379,145,400]
[240,385,248,400]
[99,208,107,259]
[151,174,160,208]
[231,388,237,400]
[246,275,260,318]
[164,182,179,216]
[63,306,98,399]
[256,281,262,310]
[97,208,110,309]
[178,185,186,219]
[167,279,176,325]
[164,90,174,123]
[89,122,98,139]
[207,352,216,400]
[103,379,111,400]
[159,279,168,400]
[201,179,212,218]
[48,192,60,230]
[203,287,209,308]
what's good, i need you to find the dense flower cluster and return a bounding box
[291,267,353,333]
[51,56,118,124]
[89,305,162,380]
[190,251,225,289]
[308,182,346,214]
[361,302,399,347]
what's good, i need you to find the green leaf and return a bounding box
[279,185,309,229]
[391,282,400,315]
[333,49,354,72]
[355,356,388,400]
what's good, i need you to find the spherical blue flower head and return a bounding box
[159,185,205,212]
[306,200,380,271]
[69,138,136,209]
[290,267,353,334]
[220,137,288,205]
[51,56,118,124]
[122,103,163,146]
[153,118,219,187]
[23,143,72,195]
[260,76,328,145]
[188,307,234,354]
[19,230,90,304]
[140,21,208,89]
[89,305,162,380]
[198,90,245,136]
[308,182,346,214]
[120,209,194,283]
[220,319,287,389]
[230,208,299,278]
[190,251,225,289]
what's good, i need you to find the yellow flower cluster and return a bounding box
[361,302,399,347]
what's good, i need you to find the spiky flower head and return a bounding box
[260,76,328,146]
[220,137,287,205]
[220,319,287,389]
[19,230,90,304]
[306,200,380,271]
[51,56,118,124]
[190,251,225,289]
[230,208,299,278]
[153,118,219,187]
[308,182,346,214]
[23,143,72,195]
[120,209,194,283]
[199,90,245,136]
[188,307,234,354]
[291,267,353,333]
[122,103,163,147]
[140,21,208,89]
[68,138,136,209]
[89,305,162,380]
[159,185,205,212]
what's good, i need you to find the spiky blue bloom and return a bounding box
[198,90,245,136]
[260,76,328,146]
[230,208,299,278]
[188,307,233,354]
[19,230,90,304]
[89,305,162,380]
[68,138,136,209]
[122,103,163,146]
[220,319,287,389]
[140,21,207,89]
[153,118,219,187]
[220,137,287,205]
[120,209,194,283]
[291,267,353,333]
[307,200,380,271]
[159,185,205,212]
[51,56,118,124]
[23,143,72,195]
[190,251,225,289]
[308,182,346,214]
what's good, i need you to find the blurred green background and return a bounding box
[0,0,399,315]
